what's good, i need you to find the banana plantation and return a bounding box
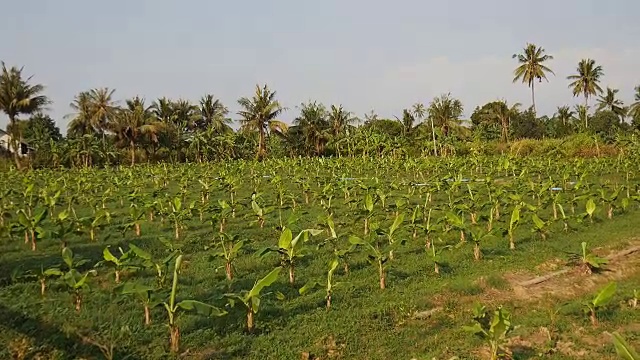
[0,155,639,359]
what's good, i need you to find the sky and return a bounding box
[2,0,640,132]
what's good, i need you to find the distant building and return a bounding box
[0,129,31,157]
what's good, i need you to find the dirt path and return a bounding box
[506,240,640,301]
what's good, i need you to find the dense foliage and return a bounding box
[2,45,640,169]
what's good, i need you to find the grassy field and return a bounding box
[0,156,639,359]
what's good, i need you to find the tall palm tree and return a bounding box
[597,87,626,119]
[394,109,415,136]
[328,105,356,138]
[293,101,329,155]
[66,91,96,138]
[172,99,199,132]
[111,97,164,165]
[630,85,640,120]
[237,84,287,160]
[151,97,176,124]
[198,94,231,133]
[88,88,118,135]
[0,62,50,168]
[427,93,464,139]
[555,106,575,126]
[413,102,437,156]
[567,59,604,113]
[512,43,555,113]
[486,101,521,143]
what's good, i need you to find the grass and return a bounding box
[0,157,639,359]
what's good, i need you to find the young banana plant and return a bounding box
[463,304,512,360]
[123,206,145,237]
[250,193,273,229]
[206,232,245,281]
[37,264,63,296]
[225,267,282,333]
[583,282,616,326]
[166,197,194,240]
[114,282,162,325]
[162,255,226,353]
[96,246,141,284]
[299,258,342,310]
[569,242,608,274]
[530,213,549,240]
[508,206,521,250]
[63,267,96,312]
[467,227,496,261]
[78,209,111,242]
[128,241,180,288]
[429,241,450,274]
[356,192,376,235]
[610,332,639,360]
[599,187,621,220]
[259,228,323,285]
[15,207,48,251]
[319,216,356,274]
[348,218,404,290]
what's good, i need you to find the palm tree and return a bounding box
[427,93,464,139]
[88,88,118,135]
[630,85,640,120]
[198,95,231,133]
[567,59,604,113]
[237,84,287,160]
[597,87,625,119]
[67,91,96,138]
[0,62,50,168]
[413,102,437,156]
[512,43,555,113]
[555,106,575,126]
[293,101,329,155]
[151,97,176,124]
[395,109,415,136]
[328,105,356,138]
[364,110,379,123]
[487,101,521,143]
[172,99,198,132]
[111,97,164,165]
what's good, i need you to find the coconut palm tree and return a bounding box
[413,102,437,156]
[88,88,118,135]
[198,94,231,133]
[596,87,625,118]
[293,101,329,156]
[555,106,575,126]
[567,59,604,111]
[512,43,555,113]
[427,93,464,139]
[151,97,176,124]
[0,62,50,168]
[395,109,415,136]
[111,97,164,165]
[67,91,96,138]
[328,105,356,138]
[237,84,287,160]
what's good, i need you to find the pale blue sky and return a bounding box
[2,0,639,132]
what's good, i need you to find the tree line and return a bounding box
[2,43,640,169]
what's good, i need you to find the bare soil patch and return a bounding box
[507,240,640,301]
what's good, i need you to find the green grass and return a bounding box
[0,157,639,359]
